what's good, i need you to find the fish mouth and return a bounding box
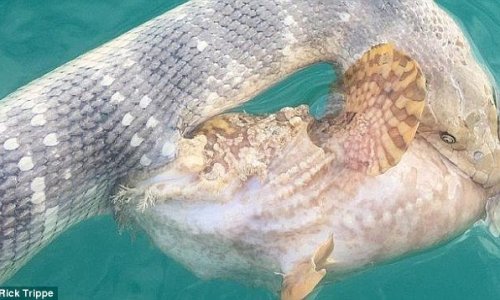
[456,145,500,196]
[460,147,500,197]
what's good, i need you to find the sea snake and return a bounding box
[0,0,498,283]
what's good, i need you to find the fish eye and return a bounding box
[440,131,456,144]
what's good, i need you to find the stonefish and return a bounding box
[0,0,499,299]
[114,44,490,299]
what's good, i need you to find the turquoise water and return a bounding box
[1,0,500,299]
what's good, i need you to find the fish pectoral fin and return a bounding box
[326,43,427,175]
[281,235,335,300]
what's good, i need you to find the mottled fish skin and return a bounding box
[0,0,497,282]
[125,108,486,292]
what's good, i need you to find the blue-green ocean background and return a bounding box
[1,0,499,299]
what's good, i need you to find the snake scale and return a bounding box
[0,0,499,289]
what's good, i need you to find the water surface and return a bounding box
[2,0,500,299]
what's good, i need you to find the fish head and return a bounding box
[419,60,500,195]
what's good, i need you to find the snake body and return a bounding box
[0,0,498,284]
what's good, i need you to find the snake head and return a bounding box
[419,60,500,196]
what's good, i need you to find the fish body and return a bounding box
[130,136,486,291]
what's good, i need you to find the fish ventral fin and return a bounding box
[339,43,427,175]
[281,235,334,300]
